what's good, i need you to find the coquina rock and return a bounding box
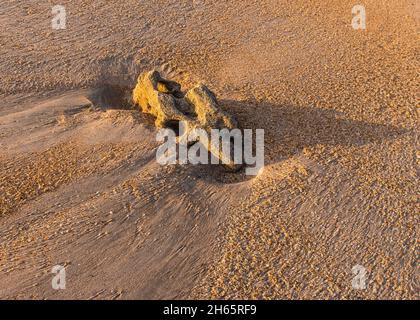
[132,70,241,171]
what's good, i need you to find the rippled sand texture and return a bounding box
[0,0,418,299]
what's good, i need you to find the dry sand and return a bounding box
[0,0,418,299]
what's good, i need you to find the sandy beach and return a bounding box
[0,0,418,299]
